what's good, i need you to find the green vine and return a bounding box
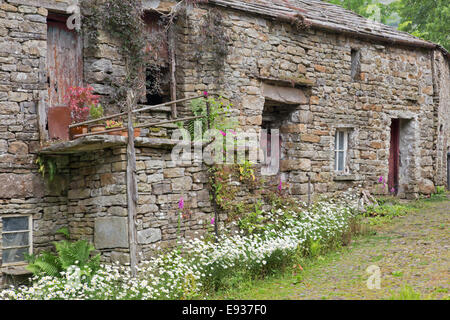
[182,96,235,140]
[193,8,230,70]
[208,162,264,229]
[36,156,57,182]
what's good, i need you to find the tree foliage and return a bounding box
[326,0,395,24]
[326,0,450,51]
[396,0,450,51]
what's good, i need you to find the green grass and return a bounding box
[391,270,403,277]
[389,284,425,300]
[209,244,358,300]
[208,196,449,300]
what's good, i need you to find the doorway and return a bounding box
[388,119,400,194]
[47,13,83,108]
[389,118,415,196]
[46,13,83,140]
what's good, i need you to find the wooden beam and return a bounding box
[37,91,48,144]
[69,94,204,128]
[168,24,177,119]
[126,90,138,277]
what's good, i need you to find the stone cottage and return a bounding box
[0,0,449,282]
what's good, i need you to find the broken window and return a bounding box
[145,65,170,105]
[351,49,361,81]
[260,101,297,173]
[335,130,349,172]
[142,12,172,106]
[1,215,32,265]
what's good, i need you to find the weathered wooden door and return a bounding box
[47,14,83,109]
[388,119,400,194]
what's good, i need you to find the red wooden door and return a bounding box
[388,119,400,194]
[47,14,83,109]
[47,14,83,140]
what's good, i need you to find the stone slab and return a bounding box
[0,173,44,199]
[94,216,129,249]
[137,228,161,244]
[262,83,308,105]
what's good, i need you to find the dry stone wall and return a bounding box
[135,147,213,260]
[0,0,72,285]
[63,144,214,264]
[1,0,449,284]
[176,5,448,199]
[66,147,129,264]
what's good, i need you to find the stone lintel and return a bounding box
[262,83,308,105]
[7,0,70,12]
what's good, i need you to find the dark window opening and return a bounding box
[145,66,170,105]
[141,11,172,106]
[351,49,361,81]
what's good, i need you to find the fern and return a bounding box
[26,230,100,281]
[56,227,70,239]
[25,251,62,277]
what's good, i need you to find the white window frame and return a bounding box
[1,215,33,266]
[334,130,349,173]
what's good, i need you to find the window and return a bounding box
[334,130,348,172]
[1,215,32,265]
[351,49,361,81]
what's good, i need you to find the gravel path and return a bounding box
[219,199,450,300]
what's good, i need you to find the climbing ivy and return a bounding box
[36,156,57,182]
[193,8,230,70]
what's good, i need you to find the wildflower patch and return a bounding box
[0,194,360,300]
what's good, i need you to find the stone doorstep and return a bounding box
[1,265,33,289]
[1,264,32,276]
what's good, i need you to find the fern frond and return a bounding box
[56,227,70,239]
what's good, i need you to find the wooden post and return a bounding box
[307,172,311,208]
[126,90,138,277]
[205,97,219,241]
[168,24,177,119]
[37,91,48,144]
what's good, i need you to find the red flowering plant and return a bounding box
[65,86,100,124]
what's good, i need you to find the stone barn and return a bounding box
[0,0,449,283]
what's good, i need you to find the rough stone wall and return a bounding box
[63,144,214,263]
[433,50,450,189]
[176,5,445,199]
[135,146,213,260]
[0,0,72,284]
[66,147,128,264]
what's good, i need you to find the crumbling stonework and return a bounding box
[0,0,73,285]
[176,4,449,200]
[0,0,449,284]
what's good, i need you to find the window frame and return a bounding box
[1,215,33,266]
[334,129,349,173]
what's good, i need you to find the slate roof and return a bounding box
[209,0,449,57]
